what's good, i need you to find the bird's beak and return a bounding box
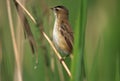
[50,7,54,10]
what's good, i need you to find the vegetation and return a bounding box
[0,0,119,81]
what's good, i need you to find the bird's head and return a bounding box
[51,6,69,19]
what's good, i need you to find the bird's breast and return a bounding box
[53,20,70,55]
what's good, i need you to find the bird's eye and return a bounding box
[55,8,59,11]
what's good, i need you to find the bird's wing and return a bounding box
[60,21,74,51]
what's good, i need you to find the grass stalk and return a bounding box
[70,0,88,81]
[14,0,71,77]
[6,0,22,81]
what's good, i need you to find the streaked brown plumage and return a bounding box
[51,6,73,55]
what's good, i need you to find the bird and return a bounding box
[51,5,74,56]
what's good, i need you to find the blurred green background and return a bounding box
[0,0,120,81]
